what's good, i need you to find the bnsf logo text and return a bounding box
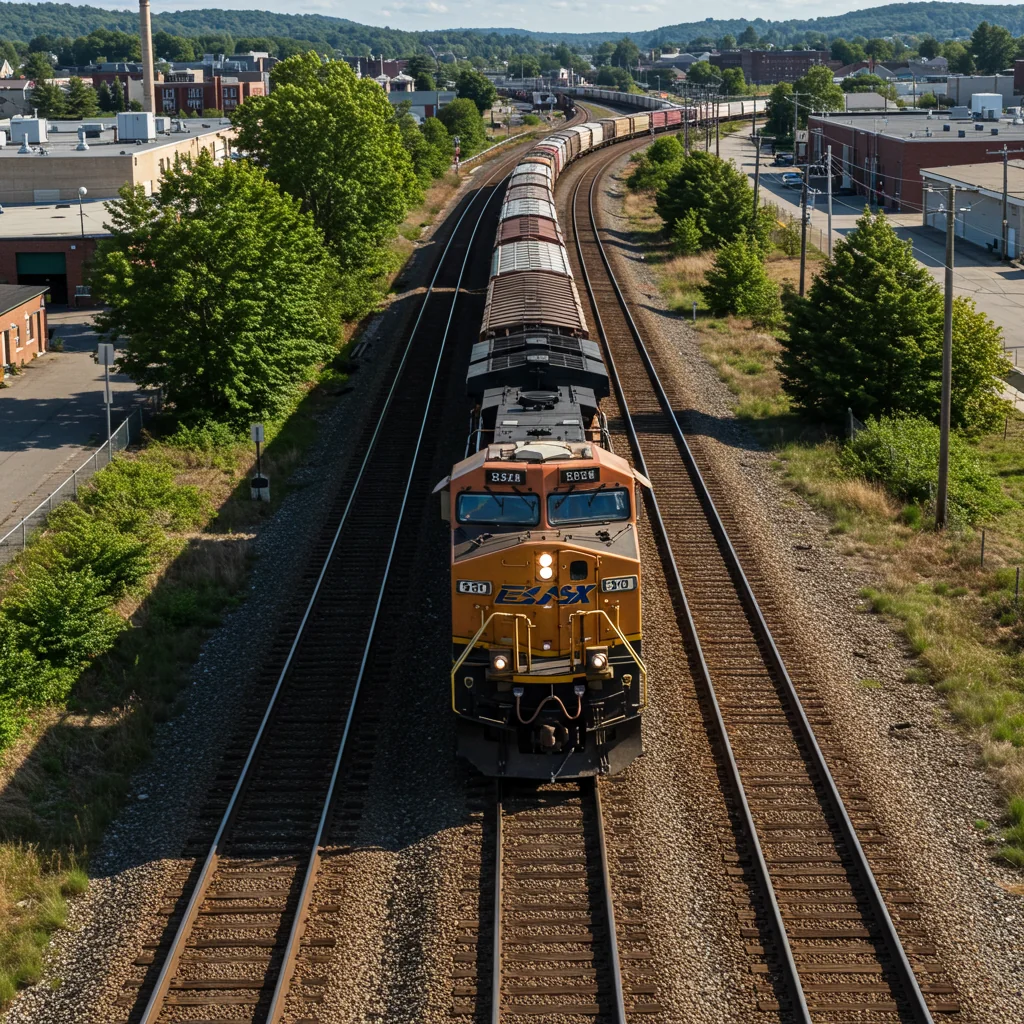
[495,585,596,606]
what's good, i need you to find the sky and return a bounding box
[74,0,970,36]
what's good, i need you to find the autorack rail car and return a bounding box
[434,108,702,779]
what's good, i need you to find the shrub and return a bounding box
[701,236,783,326]
[671,211,704,255]
[522,113,541,125]
[80,459,206,535]
[840,414,1010,526]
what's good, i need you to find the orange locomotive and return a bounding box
[435,118,653,779]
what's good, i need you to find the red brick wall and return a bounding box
[1,294,47,375]
[0,238,100,302]
[811,118,1014,211]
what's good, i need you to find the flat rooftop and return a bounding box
[920,159,1024,200]
[810,110,1024,142]
[0,117,235,159]
[0,198,111,238]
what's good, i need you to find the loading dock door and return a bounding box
[16,252,65,304]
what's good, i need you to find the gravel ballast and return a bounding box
[592,143,1024,1024]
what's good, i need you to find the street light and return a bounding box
[77,186,87,239]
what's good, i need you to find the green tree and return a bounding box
[96,79,112,112]
[765,81,794,142]
[686,60,718,85]
[918,36,942,59]
[438,97,487,156]
[792,65,844,118]
[841,73,898,102]
[864,38,894,61]
[65,76,98,118]
[720,67,747,96]
[627,134,685,192]
[612,37,639,69]
[831,37,866,64]
[30,80,66,118]
[916,92,939,108]
[656,151,759,250]
[90,153,341,427]
[739,26,758,46]
[231,53,420,320]
[781,211,944,425]
[406,54,437,82]
[701,235,781,326]
[971,20,1017,74]
[596,66,632,90]
[420,117,453,178]
[718,34,736,50]
[949,297,1012,432]
[415,71,436,90]
[671,210,704,255]
[455,67,497,115]
[943,40,975,74]
[22,50,53,81]
[109,76,126,112]
[394,101,450,190]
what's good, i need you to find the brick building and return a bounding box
[807,111,1024,211]
[0,284,49,376]
[156,69,265,114]
[710,49,830,84]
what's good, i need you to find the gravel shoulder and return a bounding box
[0,168,490,1024]
[594,143,1024,1023]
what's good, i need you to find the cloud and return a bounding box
[425,1,449,9]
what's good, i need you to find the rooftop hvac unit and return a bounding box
[943,123,951,131]
[116,111,156,142]
[154,116,170,133]
[10,117,47,144]
[970,92,1003,117]
[81,123,105,138]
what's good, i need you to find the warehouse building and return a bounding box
[710,48,830,84]
[0,115,236,206]
[0,284,49,376]
[921,161,1024,258]
[807,110,1024,211]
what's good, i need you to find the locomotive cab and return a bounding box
[435,439,650,779]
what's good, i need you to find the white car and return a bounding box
[781,171,803,188]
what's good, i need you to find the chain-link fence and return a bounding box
[0,403,152,567]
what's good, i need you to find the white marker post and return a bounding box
[97,342,114,462]
[250,422,269,501]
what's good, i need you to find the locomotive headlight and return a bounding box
[586,646,611,676]
[489,648,513,677]
[538,565,554,580]
[590,652,607,670]
[538,552,553,567]
[493,654,508,671]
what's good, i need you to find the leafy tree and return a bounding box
[406,55,436,80]
[420,117,452,178]
[718,34,736,50]
[701,235,781,326]
[110,76,125,112]
[720,67,747,95]
[96,80,112,112]
[455,67,497,115]
[918,36,942,60]
[231,53,419,320]
[686,60,718,85]
[970,20,1017,74]
[438,97,487,156]
[593,41,616,66]
[30,80,66,118]
[627,135,685,192]
[943,40,975,74]
[129,98,143,112]
[765,81,794,141]
[656,151,760,250]
[739,26,758,46]
[842,73,898,102]
[792,65,843,117]
[153,30,195,61]
[916,92,939,108]
[90,153,341,427]
[596,66,632,90]
[949,297,1012,433]
[671,210,704,255]
[612,37,639,69]
[831,37,864,64]
[781,211,945,425]
[415,71,435,90]
[65,76,98,118]
[864,38,894,61]
[22,50,53,82]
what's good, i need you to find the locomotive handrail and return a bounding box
[451,611,537,711]
[567,608,647,708]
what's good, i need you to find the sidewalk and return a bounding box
[0,310,143,536]
[719,132,1024,350]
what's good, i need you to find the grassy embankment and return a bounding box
[621,170,1024,868]
[0,172,474,1003]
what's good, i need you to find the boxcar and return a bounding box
[480,272,588,339]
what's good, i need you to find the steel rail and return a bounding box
[138,153,519,1024]
[591,778,628,1024]
[266,169,510,1022]
[490,782,504,1024]
[573,144,934,1024]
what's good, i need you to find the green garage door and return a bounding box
[16,252,66,275]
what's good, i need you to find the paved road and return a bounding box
[719,131,1024,354]
[0,310,142,536]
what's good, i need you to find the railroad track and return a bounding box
[563,144,960,1022]
[453,778,659,1022]
[116,123,576,1022]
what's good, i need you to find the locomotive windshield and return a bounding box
[456,491,540,526]
[548,487,630,525]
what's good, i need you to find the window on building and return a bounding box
[188,87,202,99]
[25,314,33,341]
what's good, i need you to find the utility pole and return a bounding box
[987,143,1024,260]
[715,92,720,156]
[799,125,815,296]
[936,182,955,529]
[753,133,761,216]
[826,144,833,259]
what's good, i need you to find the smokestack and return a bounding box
[139,0,155,113]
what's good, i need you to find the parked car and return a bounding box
[773,152,795,166]
[781,171,803,188]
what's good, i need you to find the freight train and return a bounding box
[435,110,685,780]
